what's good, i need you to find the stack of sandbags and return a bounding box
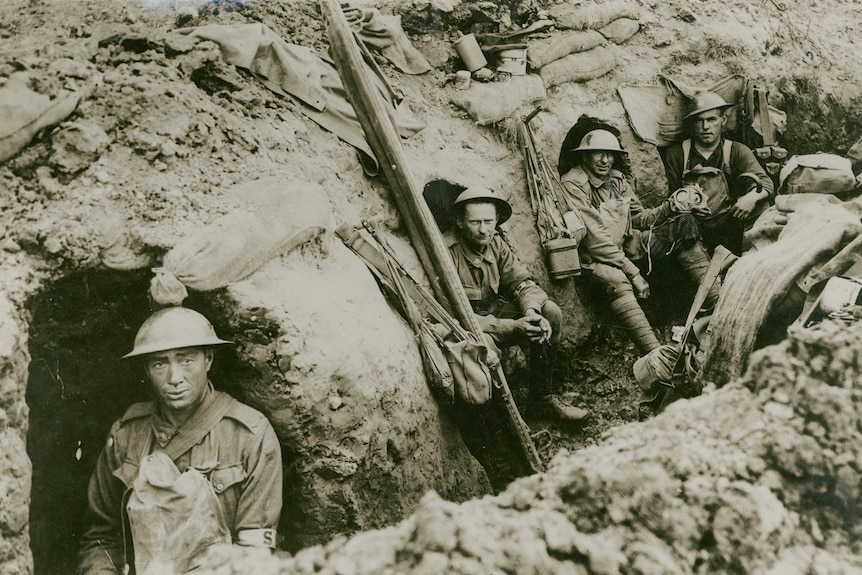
[532,1,640,88]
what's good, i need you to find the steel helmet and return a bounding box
[573,130,627,154]
[123,307,232,359]
[452,187,513,225]
[684,91,733,120]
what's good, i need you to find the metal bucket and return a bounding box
[819,276,862,314]
[454,34,487,72]
[496,48,527,76]
[544,237,581,279]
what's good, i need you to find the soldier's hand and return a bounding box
[632,274,651,299]
[731,191,759,220]
[485,347,500,369]
[515,312,545,341]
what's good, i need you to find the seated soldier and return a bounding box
[558,128,718,355]
[662,91,774,255]
[448,188,589,422]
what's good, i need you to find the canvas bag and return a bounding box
[426,327,494,405]
[339,221,495,405]
[681,139,734,215]
[127,451,232,575]
[778,153,857,195]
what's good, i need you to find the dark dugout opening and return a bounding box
[25,269,289,575]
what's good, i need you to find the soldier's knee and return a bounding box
[591,265,634,299]
[540,300,562,331]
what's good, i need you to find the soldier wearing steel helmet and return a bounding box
[448,187,589,423]
[662,91,774,255]
[78,307,282,575]
[558,128,717,356]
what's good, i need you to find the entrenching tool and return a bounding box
[321,0,543,474]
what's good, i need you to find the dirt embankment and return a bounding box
[0,0,861,574]
[196,318,862,573]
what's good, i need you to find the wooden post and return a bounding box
[320,0,542,474]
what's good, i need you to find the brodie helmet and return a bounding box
[123,307,232,359]
[451,187,513,225]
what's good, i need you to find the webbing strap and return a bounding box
[159,390,236,462]
[682,138,733,179]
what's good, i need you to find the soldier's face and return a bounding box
[693,110,727,147]
[584,151,614,178]
[458,202,498,249]
[145,347,213,417]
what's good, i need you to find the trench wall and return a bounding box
[0,291,33,575]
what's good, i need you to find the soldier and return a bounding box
[448,188,589,422]
[662,91,774,255]
[78,307,282,575]
[558,128,717,355]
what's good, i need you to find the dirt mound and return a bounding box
[194,317,862,573]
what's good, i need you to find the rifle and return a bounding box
[321,0,542,474]
[519,107,584,279]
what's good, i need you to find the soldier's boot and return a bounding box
[675,241,720,312]
[608,292,661,355]
[528,342,590,423]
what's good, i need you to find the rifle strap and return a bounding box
[677,245,737,349]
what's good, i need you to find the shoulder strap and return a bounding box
[160,391,236,461]
[681,139,692,172]
[721,139,733,177]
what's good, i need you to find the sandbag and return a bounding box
[0,72,85,163]
[450,74,545,126]
[547,0,639,31]
[527,30,604,69]
[778,153,858,195]
[540,46,617,89]
[598,17,640,44]
[149,177,330,305]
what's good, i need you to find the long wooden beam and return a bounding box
[320,0,542,474]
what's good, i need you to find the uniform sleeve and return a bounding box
[77,425,127,575]
[662,144,685,193]
[235,417,283,547]
[731,142,775,199]
[560,177,642,281]
[495,238,548,315]
[625,179,673,230]
[476,313,516,338]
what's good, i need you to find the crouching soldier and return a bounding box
[78,307,282,575]
[558,129,719,355]
[448,188,589,422]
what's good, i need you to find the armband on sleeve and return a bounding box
[514,279,537,296]
[237,528,278,549]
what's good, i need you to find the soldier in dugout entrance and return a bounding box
[77,307,282,575]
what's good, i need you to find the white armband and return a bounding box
[237,528,277,549]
